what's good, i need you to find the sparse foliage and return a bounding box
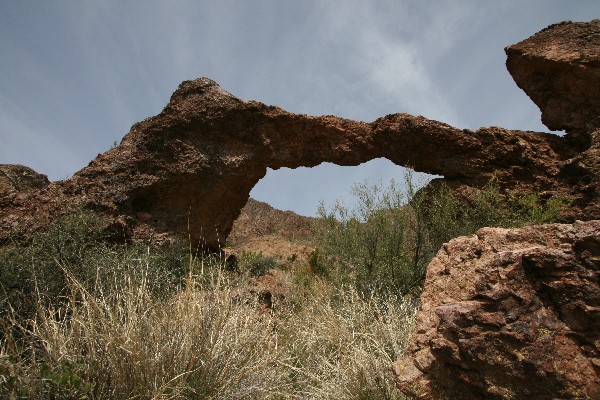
[314,172,569,297]
[238,251,278,277]
[0,169,30,191]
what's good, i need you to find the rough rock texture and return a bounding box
[1,21,599,248]
[394,220,600,399]
[0,164,49,195]
[506,20,600,139]
[505,20,600,221]
[394,20,600,400]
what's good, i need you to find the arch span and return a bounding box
[0,78,581,247]
[2,21,600,247]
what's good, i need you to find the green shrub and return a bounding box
[0,210,106,323]
[0,210,191,324]
[315,176,426,297]
[37,359,91,400]
[238,251,278,277]
[315,172,569,297]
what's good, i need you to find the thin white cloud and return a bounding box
[309,1,479,125]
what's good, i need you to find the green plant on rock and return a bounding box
[0,169,30,192]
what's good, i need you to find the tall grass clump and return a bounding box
[0,246,418,399]
[0,210,191,325]
[277,284,417,399]
[0,209,420,399]
[314,172,569,297]
[1,261,287,399]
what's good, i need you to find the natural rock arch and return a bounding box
[1,20,599,248]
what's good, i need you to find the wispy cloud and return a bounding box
[309,1,478,125]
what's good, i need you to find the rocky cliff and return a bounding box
[1,20,599,248]
[227,198,316,262]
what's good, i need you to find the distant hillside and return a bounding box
[226,198,316,261]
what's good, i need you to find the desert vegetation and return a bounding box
[313,173,568,297]
[0,173,567,399]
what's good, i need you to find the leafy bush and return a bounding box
[238,251,278,277]
[0,210,191,324]
[315,172,569,297]
[315,178,422,296]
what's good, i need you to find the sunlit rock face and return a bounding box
[394,220,600,400]
[1,21,599,249]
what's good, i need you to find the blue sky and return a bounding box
[1,1,598,216]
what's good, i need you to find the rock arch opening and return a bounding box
[249,159,437,217]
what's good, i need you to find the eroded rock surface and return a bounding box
[506,20,600,139]
[394,220,600,399]
[1,21,599,248]
[0,164,49,195]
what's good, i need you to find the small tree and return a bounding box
[316,176,425,296]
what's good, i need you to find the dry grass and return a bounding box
[276,282,416,400]
[2,266,286,399]
[1,258,417,399]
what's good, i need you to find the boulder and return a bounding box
[395,20,600,399]
[506,20,600,140]
[393,220,600,399]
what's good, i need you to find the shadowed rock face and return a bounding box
[394,220,600,400]
[1,21,599,248]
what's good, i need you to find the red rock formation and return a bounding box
[394,21,600,399]
[1,21,599,249]
[506,20,600,140]
[393,220,600,399]
[505,20,600,221]
[0,164,49,195]
[227,198,316,262]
